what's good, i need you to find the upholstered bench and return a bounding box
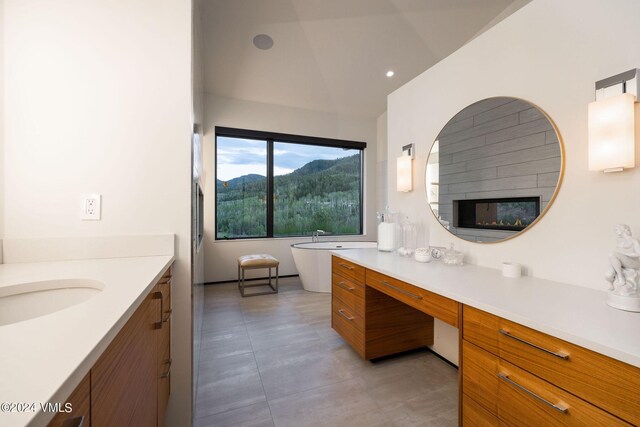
[237,254,279,297]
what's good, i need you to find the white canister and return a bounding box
[502,262,522,278]
[378,221,396,252]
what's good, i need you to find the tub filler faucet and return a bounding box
[312,230,326,242]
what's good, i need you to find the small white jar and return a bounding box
[502,262,522,278]
[414,248,432,263]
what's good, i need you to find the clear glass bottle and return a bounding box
[398,216,416,257]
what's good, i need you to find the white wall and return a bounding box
[191,0,205,410]
[203,94,378,282]
[4,1,193,424]
[375,112,388,213]
[387,0,640,364]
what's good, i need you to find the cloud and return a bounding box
[216,138,265,180]
[274,166,294,175]
[217,163,266,181]
[217,137,266,167]
[274,143,359,174]
[216,137,360,179]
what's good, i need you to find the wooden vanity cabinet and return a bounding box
[47,265,172,427]
[91,282,159,426]
[156,267,172,427]
[462,305,640,426]
[331,256,433,360]
[331,256,640,426]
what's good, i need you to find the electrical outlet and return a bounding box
[81,194,101,220]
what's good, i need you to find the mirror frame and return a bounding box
[425,97,565,244]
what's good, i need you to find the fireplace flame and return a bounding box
[476,217,524,227]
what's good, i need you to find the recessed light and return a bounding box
[253,34,274,50]
[386,70,395,78]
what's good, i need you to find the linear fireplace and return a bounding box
[453,197,540,232]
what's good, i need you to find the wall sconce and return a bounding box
[397,143,415,192]
[588,69,638,172]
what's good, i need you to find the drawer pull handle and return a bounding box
[337,281,355,292]
[499,329,569,360]
[154,291,164,328]
[382,281,423,300]
[338,309,355,321]
[161,359,172,378]
[66,415,85,427]
[498,372,568,414]
[338,263,354,271]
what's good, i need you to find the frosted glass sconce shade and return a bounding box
[588,93,635,172]
[397,155,413,192]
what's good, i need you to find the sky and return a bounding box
[216,137,359,181]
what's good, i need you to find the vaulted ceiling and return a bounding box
[201,0,530,118]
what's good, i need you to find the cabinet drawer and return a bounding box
[158,336,171,378]
[462,393,500,427]
[463,306,640,425]
[158,344,171,427]
[331,301,364,358]
[332,256,365,284]
[332,273,364,316]
[47,373,91,427]
[462,341,630,426]
[462,304,499,354]
[332,295,365,333]
[160,265,172,280]
[161,284,171,317]
[366,269,458,327]
[462,340,498,414]
[154,276,171,332]
[497,359,630,426]
[159,318,170,368]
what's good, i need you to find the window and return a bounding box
[215,127,366,240]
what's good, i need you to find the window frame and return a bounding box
[215,126,366,240]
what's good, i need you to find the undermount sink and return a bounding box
[0,279,104,326]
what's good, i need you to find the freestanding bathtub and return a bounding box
[291,241,377,292]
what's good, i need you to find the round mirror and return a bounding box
[426,97,563,243]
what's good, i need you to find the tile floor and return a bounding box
[195,277,458,427]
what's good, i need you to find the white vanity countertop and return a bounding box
[0,255,174,427]
[332,249,640,368]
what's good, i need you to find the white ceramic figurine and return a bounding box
[605,224,640,312]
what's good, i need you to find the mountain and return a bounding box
[217,155,359,188]
[216,153,361,238]
[290,159,336,176]
[216,173,265,188]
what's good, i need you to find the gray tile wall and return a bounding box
[436,98,561,242]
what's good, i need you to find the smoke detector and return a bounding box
[253,34,274,50]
